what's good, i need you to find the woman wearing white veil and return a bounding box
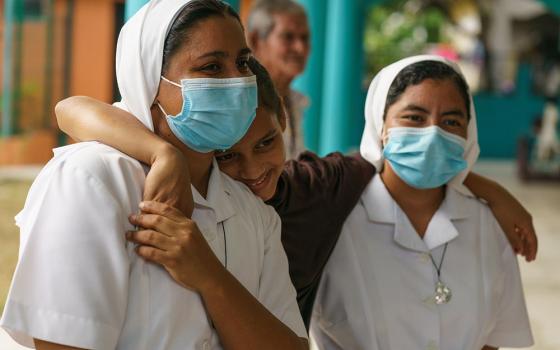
[0,1,307,349]
[310,55,533,350]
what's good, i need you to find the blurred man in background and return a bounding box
[248,0,310,159]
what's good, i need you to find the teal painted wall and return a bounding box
[474,64,545,158]
[293,0,327,152]
[125,0,148,20]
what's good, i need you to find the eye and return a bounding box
[403,114,424,122]
[256,136,276,150]
[442,118,463,127]
[215,152,237,163]
[281,32,295,42]
[199,63,221,74]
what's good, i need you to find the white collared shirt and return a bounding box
[1,142,306,350]
[310,175,533,350]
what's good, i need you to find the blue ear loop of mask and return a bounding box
[382,126,468,189]
[158,75,258,153]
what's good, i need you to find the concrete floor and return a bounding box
[0,161,558,349]
[473,161,560,350]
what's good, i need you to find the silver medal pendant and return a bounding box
[434,281,452,305]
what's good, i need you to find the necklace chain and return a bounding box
[429,242,448,278]
[221,222,228,269]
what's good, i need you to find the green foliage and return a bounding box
[364,0,449,76]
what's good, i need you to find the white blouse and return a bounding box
[1,142,306,350]
[310,175,533,350]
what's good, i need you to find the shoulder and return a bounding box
[447,186,492,215]
[21,142,145,219]
[58,142,145,180]
[220,171,279,221]
[448,187,509,249]
[284,151,374,183]
[289,89,309,109]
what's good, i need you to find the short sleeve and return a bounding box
[0,162,132,349]
[486,222,534,348]
[256,204,307,339]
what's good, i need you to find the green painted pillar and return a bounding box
[319,0,366,155]
[1,0,23,137]
[125,0,148,20]
[223,0,240,11]
[293,0,327,153]
[539,0,560,15]
[1,0,15,137]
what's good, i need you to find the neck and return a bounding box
[274,76,292,97]
[380,161,445,237]
[181,148,213,198]
[265,65,292,96]
[151,106,213,198]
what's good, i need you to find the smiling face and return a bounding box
[383,78,469,140]
[215,107,286,201]
[153,15,253,151]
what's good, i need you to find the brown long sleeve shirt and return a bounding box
[266,151,376,328]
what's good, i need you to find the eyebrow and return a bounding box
[441,109,466,119]
[196,47,252,60]
[401,104,466,118]
[257,129,277,143]
[401,104,429,114]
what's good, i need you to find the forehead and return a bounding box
[179,15,247,57]
[391,78,467,112]
[272,12,309,33]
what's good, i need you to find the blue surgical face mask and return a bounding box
[158,75,258,153]
[382,126,468,189]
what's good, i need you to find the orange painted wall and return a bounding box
[240,0,254,24]
[70,0,116,103]
[0,0,121,164]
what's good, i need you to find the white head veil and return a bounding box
[359,55,480,192]
[115,0,194,131]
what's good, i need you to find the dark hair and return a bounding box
[162,0,242,72]
[247,56,285,121]
[385,60,471,120]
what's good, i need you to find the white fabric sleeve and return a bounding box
[486,222,534,348]
[256,204,307,339]
[0,162,131,349]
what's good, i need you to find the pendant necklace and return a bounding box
[429,242,452,305]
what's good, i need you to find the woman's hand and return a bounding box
[144,145,194,218]
[489,194,538,262]
[127,201,224,292]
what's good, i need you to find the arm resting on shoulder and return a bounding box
[55,96,193,216]
[463,172,537,261]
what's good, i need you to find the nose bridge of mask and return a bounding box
[387,126,466,149]
[182,76,257,113]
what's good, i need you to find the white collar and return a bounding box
[191,159,236,223]
[361,175,470,252]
